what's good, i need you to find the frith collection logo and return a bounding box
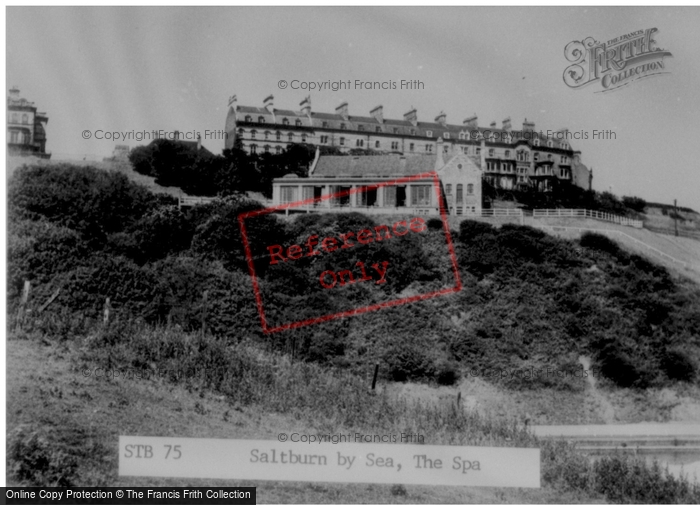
[563,28,673,93]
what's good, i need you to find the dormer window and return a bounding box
[258,116,265,123]
[547,140,553,148]
[358,125,364,132]
[533,138,540,147]
[245,115,252,122]
[443,132,450,139]
[376,126,381,133]
[295,119,302,127]
[426,131,433,138]
[393,128,399,134]
[340,123,347,130]
[410,129,415,135]
[283,118,289,125]
[322,121,328,128]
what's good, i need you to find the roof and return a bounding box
[313,154,437,178]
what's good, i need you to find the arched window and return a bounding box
[288,132,294,141]
[295,119,302,127]
[264,131,270,140]
[283,118,289,125]
[238,128,245,137]
[443,132,450,139]
[21,114,28,124]
[533,138,540,147]
[258,116,265,123]
[250,130,257,140]
[244,115,252,122]
[467,184,474,195]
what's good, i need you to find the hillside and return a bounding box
[6,162,700,501]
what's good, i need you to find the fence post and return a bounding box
[371,363,379,391]
[201,290,208,336]
[16,280,31,329]
[103,297,111,326]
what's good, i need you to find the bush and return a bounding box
[459,220,494,243]
[435,359,461,385]
[426,218,444,231]
[8,427,78,486]
[383,343,436,382]
[661,348,697,382]
[595,341,651,388]
[580,232,621,256]
[622,196,646,213]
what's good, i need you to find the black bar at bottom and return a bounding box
[2,487,256,505]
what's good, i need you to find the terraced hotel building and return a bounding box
[225,95,592,193]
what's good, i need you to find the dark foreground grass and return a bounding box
[7,319,700,503]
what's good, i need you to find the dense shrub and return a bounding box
[128,206,194,263]
[459,219,494,242]
[8,164,157,242]
[426,218,444,231]
[580,232,621,256]
[622,196,647,213]
[383,343,436,382]
[661,348,697,382]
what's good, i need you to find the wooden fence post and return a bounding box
[201,291,208,336]
[103,297,111,326]
[16,280,31,329]
[38,288,60,314]
[371,363,379,391]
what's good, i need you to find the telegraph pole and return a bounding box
[674,199,679,237]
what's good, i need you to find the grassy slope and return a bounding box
[6,334,595,503]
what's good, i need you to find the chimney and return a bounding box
[300,96,311,116]
[8,87,20,100]
[523,118,535,132]
[228,94,237,107]
[490,121,497,129]
[435,111,447,126]
[263,94,274,113]
[403,107,418,127]
[336,101,349,120]
[502,117,511,131]
[370,105,384,123]
[463,115,478,128]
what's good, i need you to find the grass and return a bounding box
[7,318,700,503]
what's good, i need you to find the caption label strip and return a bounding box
[119,436,540,488]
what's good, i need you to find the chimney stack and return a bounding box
[502,117,511,131]
[463,115,478,128]
[228,94,237,107]
[336,101,349,120]
[263,94,274,114]
[370,105,384,124]
[9,87,20,100]
[300,96,311,116]
[403,107,418,127]
[490,121,497,129]
[435,111,447,126]
[523,118,535,132]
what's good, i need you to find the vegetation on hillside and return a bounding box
[7,163,700,501]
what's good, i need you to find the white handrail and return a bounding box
[532,209,643,228]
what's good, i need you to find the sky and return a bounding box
[6,6,700,210]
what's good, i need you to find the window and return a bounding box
[548,154,552,161]
[410,129,415,135]
[340,123,347,130]
[288,133,294,141]
[358,125,364,132]
[264,131,270,140]
[283,118,289,125]
[459,132,466,140]
[533,153,539,161]
[250,144,257,154]
[375,140,380,148]
[280,186,297,204]
[264,145,270,153]
[340,137,345,146]
[443,132,450,139]
[561,156,568,163]
[251,130,257,139]
[489,149,494,157]
[391,141,399,150]
[445,184,452,196]
[258,116,265,123]
[425,144,433,153]
[295,119,302,127]
[476,148,481,155]
[21,114,28,124]
[426,131,433,138]
[456,184,463,205]
[411,185,432,206]
[517,150,528,162]
[244,115,252,122]
[301,134,307,143]
[320,135,328,144]
[356,139,364,147]
[10,131,18,143]
[462,146,468,154]
[393,128,399,134]
[409,143,414,151]
[322,121,328,128]
[276,131,281,141]
[533,138,540,146]
[275,146,282,154]
[467,184,474,195]
[444,146,449,153]
[376,126,381,133]
[238,128,245,136]
[505,150,510,158]
[547,140,553,147]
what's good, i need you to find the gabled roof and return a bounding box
[314,154,437,177]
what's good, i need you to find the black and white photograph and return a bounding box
[4,5,700,503]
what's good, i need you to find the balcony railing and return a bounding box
[533,208,643,228]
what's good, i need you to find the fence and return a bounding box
[532,209,643,228]
[178,196,216,208]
